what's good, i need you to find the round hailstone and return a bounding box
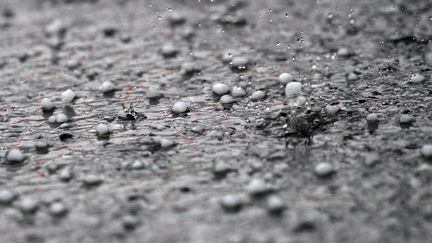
[49,202,68,217]
[83,174,103,186]
[231,86,246,97]
[325,105,339,117]
[101,81,115,93]
[5,149,24,163]
[212,83,230,96]
[96,124,110,137]
[347,73,358,81]
[171,101,188,114]
[285,82,302,98]
[421,145,432,159]
[220,95,235,109]
[411,74,425,83]
[367,113,378,123]
[17,198,39,214]
[56,113,68,124]
[168,12,186,26]
[0,190,15,204]
[220,194,243,212]
[41,98,55,112]
[158,138,176,149]
[230,56,249,70]
[296,96,307,106]
[61,89,76,104]
[337,47,351,57]
[314,162,335,177]
[48,115,57,123]
[250,90,266,101]
[147,86,160,99]
[59,169,72,182]
[399,114,413,124]
[279,73,294,83]
[246,179,269,196]
[160,44,178,58]
[213,160,231,178]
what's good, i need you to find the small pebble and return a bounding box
[279,73,294,83]
[231,86,246,97]
[61,89,76,104]
[49,202,68,217]
[5,149,24,163]
[101,81,115,93]
[250,90,266,101]
[285,82,302,98]
[171,101,188,114]
[56,113,69,124]
[266,195,286,214]
[220,95,235,109]
[0,190,15,204]
[41,98,55,112]
[246,179,270,196]
[16,198,39,214]
[325,105,339,117]
[421,144,432,160]
[314,162,335,177]
[83,175,103,186]
[220,194,243,212]
[212,83,230,96]
[410,74,425,83]
[96,123,110,137]
[367,113,378,123]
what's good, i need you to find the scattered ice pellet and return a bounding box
[5,149,24,163]
[421,145,432,159]
[212,83,230,96]
[279,73,294,83]
[220,95,235,109]
[246,178,270,196]
[171,101,188,114]
[101,81,115,93]
[61,89,76,104]
[325,105,339,117]
[0,190,15,204]
[285,82,302,98]
[367,113,378,123]
[231,86,246,97]
[49,202,67,217]
[96,123,110,137]
[314,162,335,177]
[250,90,266,101]
[410,74,425,83]
[220,194,243,212]
[56,113,69,124]
[266,195,286,214]
[41,98,55,112]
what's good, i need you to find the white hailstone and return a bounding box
[399,114,413,124]
[0,190,15,204]
[5,149,24,163]
[96,124,110,137]
[83,174,103,186]
[325,105,339,117]
[171,101,188,114]
[56,113,68,124]
[17,198,39,213]
[285,82,302,98]
[279,73,294,83]
[421,145,432,159]
[160,44,178,58]
[347,73,358,81]
[296,96,307,106]
[158,138,176,149]
[220,194,242,212]
[212,83,230,95]
[231,86,246,97]
[426,52,432,64]
[314,162,335,177]
[367,113,378,123]
[49,202,67,217]
[337,47,350,57]
[168,12,186,25]
[220,95,235,109]
[45,19,66,37]
[59,169,72,182]
[41,98,55,112]
[266,195,286,214]
[246,179,269,196]
[250,90,266,101]
[147,86,160,99]
[101,81,115,93]
[131,160,145,170]
[410,74,425,83]
[61,89,76,104]
[48,115,57,123]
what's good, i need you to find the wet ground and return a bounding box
[1,0,432,242]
